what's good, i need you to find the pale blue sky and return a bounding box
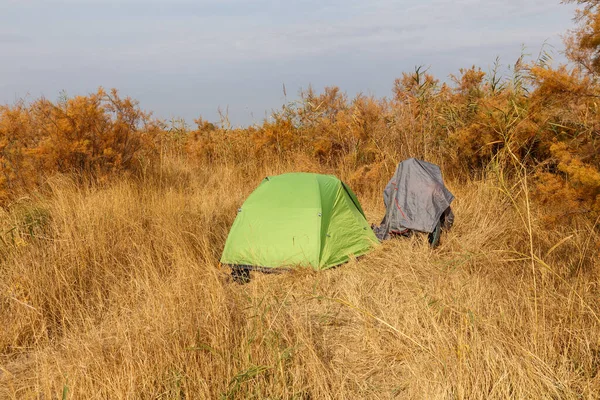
[1,0,577,126]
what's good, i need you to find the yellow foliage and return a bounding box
[179,62,600,222]
[564,0,600,73]
[3,58,600,225]
[0,89,160,199]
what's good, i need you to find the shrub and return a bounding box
[0,89,161,199]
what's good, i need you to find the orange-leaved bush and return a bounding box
[0,88,160,200]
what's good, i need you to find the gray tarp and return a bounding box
[374,158,454,240]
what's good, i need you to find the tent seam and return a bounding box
[315,174,323,269]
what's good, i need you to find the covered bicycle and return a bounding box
[373,158,454,247]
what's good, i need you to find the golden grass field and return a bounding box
[4,2,600,395]
[1,153,598,399]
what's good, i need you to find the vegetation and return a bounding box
[1,2,600,398]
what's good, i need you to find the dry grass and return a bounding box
[0,156,599,399]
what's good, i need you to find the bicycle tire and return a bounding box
[428,219,442,248]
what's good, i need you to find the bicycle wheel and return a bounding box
[428,219,442,248]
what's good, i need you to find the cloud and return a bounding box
[0,0,579,124]
[0,32,29,44]
[129,0,569,65]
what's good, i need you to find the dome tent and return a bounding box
[221,173,378,271]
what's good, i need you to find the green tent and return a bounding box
[220,173,378,271]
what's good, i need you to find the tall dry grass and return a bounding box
[2,20,600,395]
[1,150,598,398]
